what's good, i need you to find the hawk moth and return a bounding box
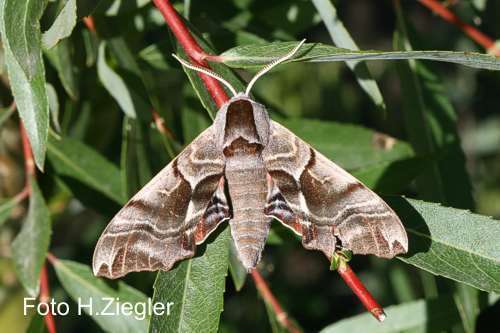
[93,41,408,279]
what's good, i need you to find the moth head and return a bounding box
[213,94,270,150]
[171,39,305,98]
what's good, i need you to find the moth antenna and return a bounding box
[245,39,306,96]
[172,54,238,97]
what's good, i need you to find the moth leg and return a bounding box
[194,177,231,244]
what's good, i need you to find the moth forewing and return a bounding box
[92,125,228,279]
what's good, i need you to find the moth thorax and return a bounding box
[223,99,262,145]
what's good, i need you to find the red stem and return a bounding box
[337,263,386,322]
[19,122,35,180]
[39,265,57,333]
[152,110,175,139]
[251,270,302,333]
[151,0,229,107]
[82,16,96,34]
[417,0,499,55]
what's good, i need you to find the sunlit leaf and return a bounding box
[0,0,49,170]
[311,0,386,112]
[42,0,77,49]
[97,42,137,118]
[220,42,500,71]
[11,178,51,297]
[47,134,125,204]
[388,197,500,294]
[149,227,230,333]
[53,259,148,333]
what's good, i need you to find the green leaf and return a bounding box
[0,102,16,127]
[120,117,153,198]
[1,0,47,78]
[53,259,148,333]
[311,0,386,111]
[46,82,61,133]
[0,197,16,226]
[320,296,461,333]
[351,157,428,194]
[26,313,47,333]
[149,227,230,333]
[45,38,79,100]
[97,42,137,118]
[228,238,247,291]
[220,42,500,71]
[278,118,414,171]
[388,197,500,294]
[0,0,50,170]
[47,134,125,204]
[11,178,51,297]
[42,0,77,49]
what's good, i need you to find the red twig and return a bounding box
[20,123,56,333]
[151,0,229,107]
[417,0,499,55]
[19,123,35,180]
[39,265,56,333]
[82,16,96,34]
[251,270,302,333]
[152,110,175,139]
[337,263,386,322]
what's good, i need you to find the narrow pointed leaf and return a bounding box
[311,0,386,111]
[11,178,51,297]
[0,0,49,170]
[149,227,230,333]
[42,0,77,49]
[47,135,125,204]
[97,42,137,118]
[220,42,500,71]
[45,38,79,100]
[53,259,148,333]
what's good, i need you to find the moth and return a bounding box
[93,40,408,279]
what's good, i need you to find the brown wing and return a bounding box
[92,125,230,279]
[263,121,408,260]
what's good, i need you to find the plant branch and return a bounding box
[337,263,386,322]
[417,0,499,55]
[20,122,35,181]
[39,265,56,333]
[251,270,302,333]
[151,0,229,107]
